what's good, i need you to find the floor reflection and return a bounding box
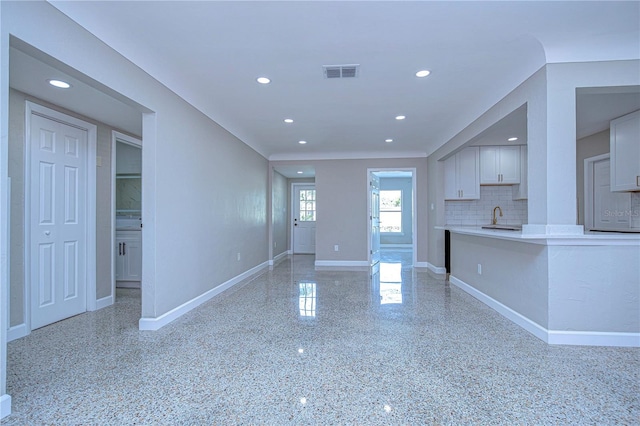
[371,249,413,306]
[298,282,317,318]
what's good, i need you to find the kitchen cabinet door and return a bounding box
[480,146,520,184]
[444,147,480,200]
[610,110,640,192]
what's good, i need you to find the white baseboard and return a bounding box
[0,394,11,420]
[426,262,447,274]
[547,330,640,347]
[449,275,639,347]
[315,260,370,268]
[7,323,28,342]
[95,295,113,310]
[268,250,290,266]
[139,261,269,331]
[381,244,412,250]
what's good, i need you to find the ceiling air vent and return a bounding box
[323,64,360,79]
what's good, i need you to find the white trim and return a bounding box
[380,244,412,249]
[0,394,11,420]
[367,168,417,266]
[270,150,427,161]
[425,262,447,274]
[450,275,640,347]
[584,153,610,232]
[548,330,640,347]
[95,295,113,310]
[268,250,290,266]
[139,261,269,331]
[24,102,98,327]
[314,260,370,268]
[449,275,549,342]
[111,132,143,305]
[7,324,28,342]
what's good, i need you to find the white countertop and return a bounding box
[436,225,640,245]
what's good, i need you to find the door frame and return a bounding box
[367,168,417,266]
[24,101,97,333]
[111,131,142,300]
[290,182,316,254]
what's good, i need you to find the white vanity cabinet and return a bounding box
[444,147,480,200]
[115,231,142,284]
[480,146,521,184]
[610,110,640,192]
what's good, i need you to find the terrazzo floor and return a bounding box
[3,251,639,425]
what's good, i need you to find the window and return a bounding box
[299,189,316,221]
[380,190,402,233]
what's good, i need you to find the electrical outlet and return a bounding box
[274,241,277,248]
[334,245,339,252]
[477,263,482,275]
[237,253,241,261]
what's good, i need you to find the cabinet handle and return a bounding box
[119,243,122,256]
[123,242,126,256]
[637,176,639,187]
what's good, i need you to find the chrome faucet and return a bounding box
[492,206,503,225]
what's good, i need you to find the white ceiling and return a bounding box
[10,1,640,165]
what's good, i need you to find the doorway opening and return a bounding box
[112,132,142,298]
[367,169,416,267]
[291,183,316,254]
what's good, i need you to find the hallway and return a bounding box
[3,251,638,424]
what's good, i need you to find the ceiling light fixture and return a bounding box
[298,140,307,145]
[385,139,393,143]
[284,118,294,123]
[508,137,518,142]
[297,171,303,174]
[256,77,271,84]
[395,115,406,120]
[48,79,71,89]
[415,70,431,78]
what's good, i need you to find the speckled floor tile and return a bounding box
[2,251,639,425]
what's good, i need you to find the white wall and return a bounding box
[1,2,269,329]
[450,233,549,328]
[273,158,428,264]
[271,170,288,258]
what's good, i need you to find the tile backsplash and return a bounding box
[445,186,528,226]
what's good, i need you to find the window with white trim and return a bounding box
[380,190,402,233]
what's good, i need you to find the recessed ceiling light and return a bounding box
[48,79,71,89]
[385,139,393,143]
[256,77,271,84]
[508,137,518,142]
[395,115,406,120]
[415,70,431,78]
[284,118,294,123]
[297,171,303,174]
[298,140,307,145]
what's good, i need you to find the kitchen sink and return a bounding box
[481,224,522,231]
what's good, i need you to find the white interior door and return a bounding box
[30,113,88,329]
[293,185,316,254]
[593,158,631,231]
[369,173,380,265]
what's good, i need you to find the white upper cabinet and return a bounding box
[610,110,640,192]
[444,147,480,200]
[480,146,521,184]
